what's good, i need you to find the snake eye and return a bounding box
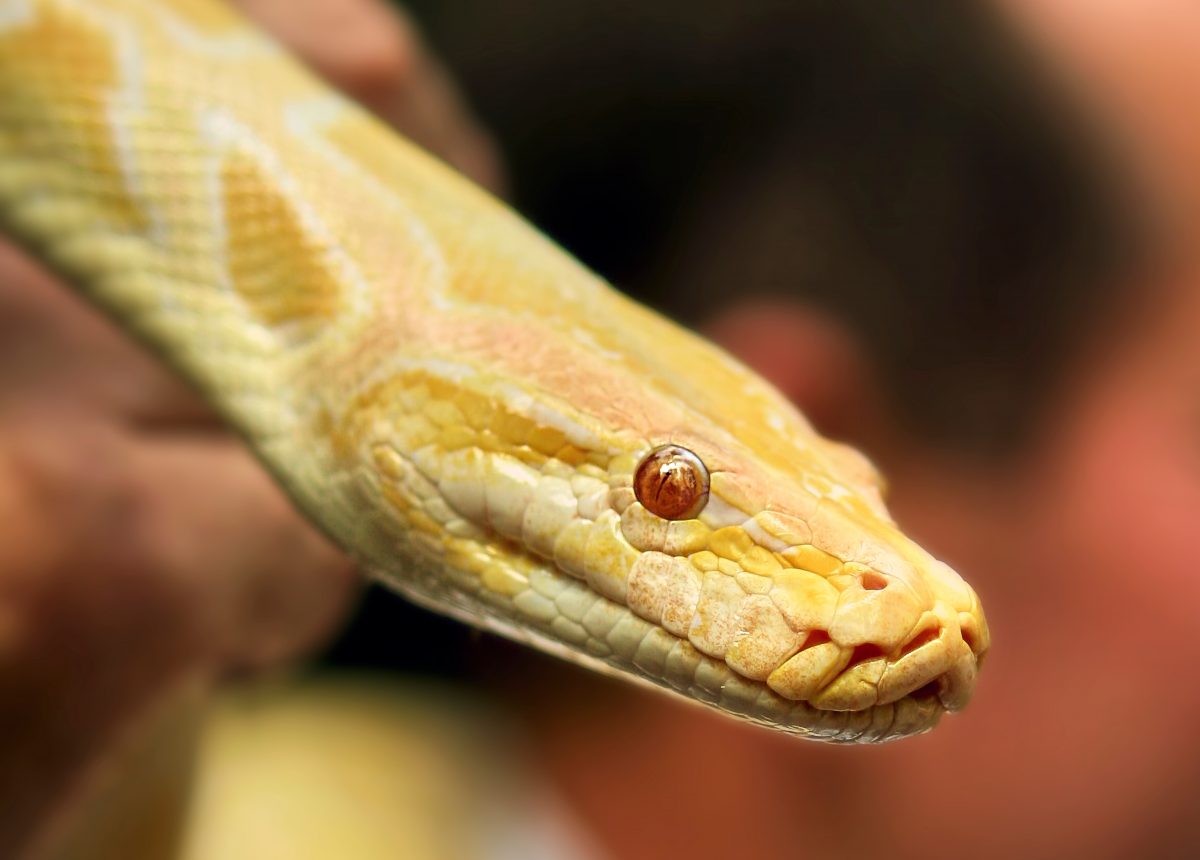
[633,445,710,520]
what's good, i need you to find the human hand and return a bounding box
[0,1,502,853]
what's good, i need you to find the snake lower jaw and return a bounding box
[762,660,981,743]
[753,687,950,744]
[761,655,980,743]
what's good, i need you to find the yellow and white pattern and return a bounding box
[0,0,988,742]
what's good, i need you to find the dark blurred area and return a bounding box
[407,0,1143,452]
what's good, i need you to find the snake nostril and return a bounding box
[860,571,888,590]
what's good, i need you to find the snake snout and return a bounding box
[840,606,976,713]
[921,602,989,714]
[867,554,988,715]
[907,623,981,713]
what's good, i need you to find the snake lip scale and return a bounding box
[0,0,989,743]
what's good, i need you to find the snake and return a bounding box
[0,0,988,743]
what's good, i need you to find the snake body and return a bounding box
[0,0,987,742]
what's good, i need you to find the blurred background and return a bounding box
[5,0,1200,857]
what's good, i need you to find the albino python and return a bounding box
[0,0,988,742]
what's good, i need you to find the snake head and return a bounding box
[289,98,989,742]
[345,333,988,742]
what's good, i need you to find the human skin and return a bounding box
[486,2,1200,858]
[0,1,499,854]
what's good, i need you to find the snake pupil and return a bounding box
[633,445,710,520]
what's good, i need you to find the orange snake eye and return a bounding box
[633,445,710,520]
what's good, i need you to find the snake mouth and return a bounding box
[726,675,952,744]
[710,605,987,742]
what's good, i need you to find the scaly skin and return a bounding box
[0,0,988,742]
